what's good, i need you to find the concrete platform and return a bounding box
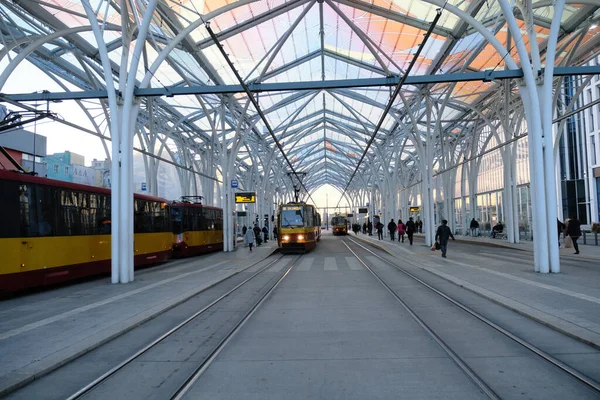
[351,231,600,349]
[0,241,277,395]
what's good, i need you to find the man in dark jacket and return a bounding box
[253,224,262,246]
[469,218,479,236]
[405,217,416,245]
[376,221,384,240]
[387,219,397,241]
[435,219,455,258]
[566,215,582,254]
[367,220,373,236]
[262,226,269,243]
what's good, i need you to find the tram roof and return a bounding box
[1,1,599,194]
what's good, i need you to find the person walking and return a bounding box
[376,221,384,240]
[417,219,423,233]
[262,226,269,243]
[368,220,373,236]
[566,214,582,254]
[557,218,565,248]
[397,219,405,243]
[469,218,479,236]
[244,225,255,252]
[273,226,278,239]
[406,217,416,245]
[435,219,456,258]
[242,225,247,235]
[387,219,397,241]
[362,222,367,234]
[253,224,262,246]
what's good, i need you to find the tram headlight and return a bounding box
[282,235,290,242]
[297,234,304,241]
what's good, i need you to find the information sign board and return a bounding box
[231,179,238,188]
[235,192,256,203]
[409,206,420,212]
[358,207,368,214]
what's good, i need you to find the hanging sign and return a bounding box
[235,192,256,203]
[358,207,368,214]
[409,206,420,212]
[141,182,147,192]
[231,179,238,188]
[237,211,247,217]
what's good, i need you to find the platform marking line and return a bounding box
[324,257,338,270]
[443,258,600,305]
[296,257,313,271]
[0,261,230,342]
[345,257,363,270]
[268,258,290,272]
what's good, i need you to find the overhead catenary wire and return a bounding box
[205,22,317,206]
[336,8,443,208]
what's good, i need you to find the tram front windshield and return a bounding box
[332,217,346,226]
[280,207,304,228]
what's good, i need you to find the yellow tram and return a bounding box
[277,202,321,252]
[331,215,348,235]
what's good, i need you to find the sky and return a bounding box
[2,58,353,209]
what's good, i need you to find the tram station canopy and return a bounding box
[1,0,600,193]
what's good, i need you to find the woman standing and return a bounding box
[397,219,405,243]
[244,226,256,252]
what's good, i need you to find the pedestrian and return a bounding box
[253,224,262,246]
[262,226,269,243]
[417,219,423,233]
[242,225,247,235]
[435,219,456,258]
[469,218,479,236]
[244,225,255,251]
[490,221,504,238]
[273,226,278,239]
[362,222,367,234]
[387,219,397,241]
[397,219,405,243]
[557,218,565,248]
[406,217,416,245]
[566,214,581,254]
[376,221,384,240]
[368,220,373,236]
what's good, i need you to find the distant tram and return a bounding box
[277,202,321,252]
[331,215,348,235]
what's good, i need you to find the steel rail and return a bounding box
[66,253,286,400]
[341,240,500,399]
[346,237,600,394]
[336,8,443,208]
[171,254,303,399]
[205,23,317,206]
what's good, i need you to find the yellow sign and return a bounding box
[409,207,420,212]
[235,192,256,203]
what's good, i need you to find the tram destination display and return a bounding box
[358,207,368,214]
[235,192,256,203]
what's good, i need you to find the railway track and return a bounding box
[344,237,600,398]
[64,253,302,400]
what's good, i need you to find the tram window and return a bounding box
[171,207,183,234]
[0,180,21,238]
[215,211,223,230]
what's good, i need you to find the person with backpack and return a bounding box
[397,219,405,243]
[387,219,397,241]
[435,219,455,258]
[405,217,416,245]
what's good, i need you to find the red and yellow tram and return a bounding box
[277,202,321,252]
[171,202,223,257]
[0,170,224,292]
